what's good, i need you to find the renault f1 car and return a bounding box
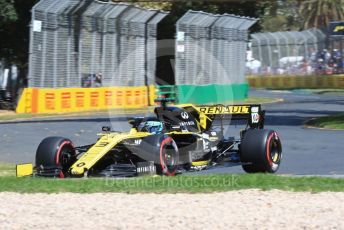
[16,99,282,177]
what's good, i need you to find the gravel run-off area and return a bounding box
[0,190,343,229]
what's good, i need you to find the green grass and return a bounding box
[1,173,344,193]
[1,162,344,193]
[241,97,281,104]
[287,89,344,96]
[309,89,344,96]
[0,162,16,177]
[306,114,344,130]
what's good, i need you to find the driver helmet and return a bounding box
[138,121,163,134]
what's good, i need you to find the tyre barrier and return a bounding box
[16,86,157,114]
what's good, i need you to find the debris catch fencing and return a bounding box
[175,10,257,86]
[250,29,327,75]
[29,0,167,88]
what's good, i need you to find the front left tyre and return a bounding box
[36,136,77,178]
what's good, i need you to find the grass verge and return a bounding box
[1,162,343,193]
[241,96,282,104]
[0,162,16,177]
[309,89,344,96]
[1,173,344,193]
[306,114,344,130]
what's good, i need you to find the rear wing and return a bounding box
[154,101,265,131]
[195,104,265,129]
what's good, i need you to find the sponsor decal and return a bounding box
[135,90,141,105]
[61,92,71,109]
[251,113,260,123]
[116,91,123,106]
[45,93,55,110]
[134,139,142,145]
[96,142,109,147]
[123,139,142,146]
[181,111,189,120]
[200,134,210,151]
[90,91,99,107]
[333,25,344,33]
[137,165,156,173]
[76,162,85,167]
[251,106,259,113]
[104,91,113,106]
[126,90,133,105]
[75,92,85,108]
[179,121,195,126]
[197,105,250,114]
[137,162,156,175]
[203,139,209,151]
[329,22,344,36]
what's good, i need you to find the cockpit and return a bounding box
[137,121,163,134]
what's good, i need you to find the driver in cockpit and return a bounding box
[138,121,163,134]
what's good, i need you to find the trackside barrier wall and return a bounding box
[247,75,344,89]
[16,86,158,114]
[177,84,249,104]
[175,10,257,104]
[156,85,177,101]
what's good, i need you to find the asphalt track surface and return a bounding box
[0,89,343,175]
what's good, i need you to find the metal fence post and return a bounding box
[28,2,38,87]
[40,1,59,87]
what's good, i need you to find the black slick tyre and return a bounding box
[240,129,282,173]
[156,136,179,176]
[36,136,77,178]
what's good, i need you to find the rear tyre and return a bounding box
[240,129,282,173]
[156,136,179,176]
[36,136,77,178]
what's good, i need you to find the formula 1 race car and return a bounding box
[16,99,282,177]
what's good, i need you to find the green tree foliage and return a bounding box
[259,0,302,32]
[0,0,38,68]
[125,0,264,39]
[4,0,339,72]
[0,0,17,23]
[132,1,172,10]
[299,0,344,29]
[123,0,266,84]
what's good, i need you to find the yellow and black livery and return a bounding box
[17,99,282,177]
